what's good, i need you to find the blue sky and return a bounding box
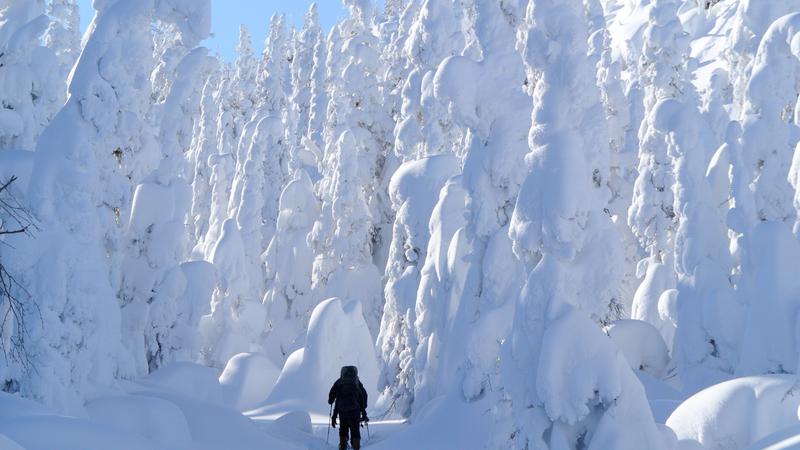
[76,1,350,61]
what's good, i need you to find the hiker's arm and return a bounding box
[360,382,368,407]
[328,381,338,405]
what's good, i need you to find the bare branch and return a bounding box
[0,174,39,381]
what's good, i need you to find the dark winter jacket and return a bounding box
[328,378,368,416]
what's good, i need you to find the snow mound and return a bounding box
[607,319,671,377]
[219,352,281,412]
[747,425,800,450]
[667,375,800,450]
[0,392,48,419]
[370,396,493,450]
[85,394,191,446]
[136,390,301,450]
[255,297,379,415]
[274,410,312,434]
[0,415,155,450]
[139,362,224,406]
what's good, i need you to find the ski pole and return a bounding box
[326,404,332,445]
[366,421,371,442]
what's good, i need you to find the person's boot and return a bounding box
[352,438,360,450]
[339,436,347,450]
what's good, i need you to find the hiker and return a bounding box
[328,366,368,450]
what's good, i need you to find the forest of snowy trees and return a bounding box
[4,0,800,448]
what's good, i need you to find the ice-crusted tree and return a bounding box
[628,0,692,347]
[306,19,329,155]
[227,15,293,312]
[199,218,266,368]
[262,170,320,365]
[234,25,258,125]
[187,68,221,256]
[309,130,383,337]
[735,13,800,377]
[199,72,239,258]
[121,1,213,374]
[256,14,290,117]
[17,0,165,411]
[289,4,322,175]
[311,0,394,338]
[410,0,530,415]
[375,0,470,419]
[318,24,345,189]
[590,28,641,314]
[375,0,412,119]
[392,0,467,161]
[498,0,667,447]
[232,116,285,308]
[0,0,61,151]
[645,96,738,392]
[376,155,459,418]
[44,0,81,82]
[726,0,800,116]
[227,21,273,213]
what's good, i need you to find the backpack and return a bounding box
[335,366,364,413]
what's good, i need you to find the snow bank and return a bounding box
[369,395,494,450]
[607,319,671,377]
[219,352,281,412]
[747,425,800,450]
[139,362,224,406]
[0,393,42,418]
[137,390,301,450]
[261,410,315,444]
[667,375,800,450]
[85,394,191,446]
[255,297,379,415]
[0,415,155,450]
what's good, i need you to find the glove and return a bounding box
[331,416,337,428]
[361,411,369,423]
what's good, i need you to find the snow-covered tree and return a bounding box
[0,0,61,151]
[306,19,329,155]
[18,0,162,412]
[121,8,213,373]
[735,13,800,378]
[410,0,530,415]
[726,0,800,115]
[499,0,666,447]
[375,0,472,419]
[312,0,393,339]
[187,67,221,256]
[44,0,81,82]
[392,0,467,161]
[376,154,459,417]
[309,130,383,336]
[234,24,258,125]
[199,72,238,258]
[262,170,320,365]
[628,0,692,347]
[232,115,285,307]
[289,4,322,175]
